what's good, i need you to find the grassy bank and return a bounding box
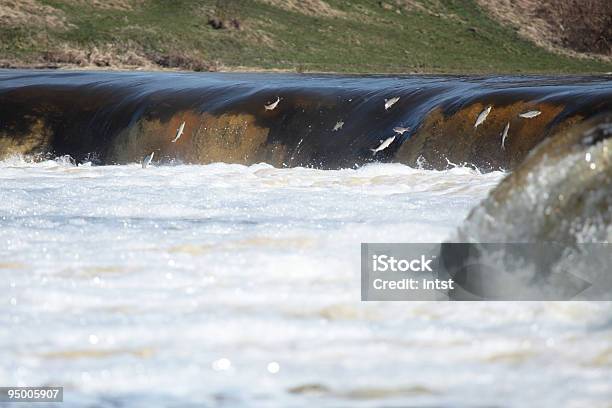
[1,0,611,73]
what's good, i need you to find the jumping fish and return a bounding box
[501,122,510,150]
[519,110,541,119]
[333,121,344,131]
[142,151,154,169]
[393,126,410,135]
[384,96,400,110]
[370,135,396,154]
[264,97,280,111]
[172,121,185,143]
[474,105,492,128]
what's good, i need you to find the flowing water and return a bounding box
[1,157,611,407]
[2,71,611,170]
[1,71,611,407]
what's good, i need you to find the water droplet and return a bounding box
[267,361,280,374]
[212,358,231,371]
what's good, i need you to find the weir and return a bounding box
[1,70,611,170]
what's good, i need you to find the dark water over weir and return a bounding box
[1,70,611,170]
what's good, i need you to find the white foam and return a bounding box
[1,160,610,407]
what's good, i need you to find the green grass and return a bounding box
[2,0,611,73]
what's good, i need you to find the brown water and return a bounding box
[1,70,611,170]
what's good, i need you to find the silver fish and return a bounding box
[264,96,280,111]
[474,105,492,128]
[501,122,510,150]
[172,121,185,143]
[393,126,410,135]
[370,135,396,154]
[519,110,541,119]
[384,96,400,110]
[142,151,154,169]
[333,121,344,131]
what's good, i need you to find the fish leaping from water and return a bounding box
[172,121,185,143]
[333,121,344,131]
[474,105,492,128]
[519,110,541,118]
[370,135,396,154]
[384,96,400,110]
[142,151,154,169]
[264,97,280,111]
[393,126,410,135]
[500,122,510,150]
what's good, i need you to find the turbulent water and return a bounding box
[1,71,611,406]
[2,157,611,407]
